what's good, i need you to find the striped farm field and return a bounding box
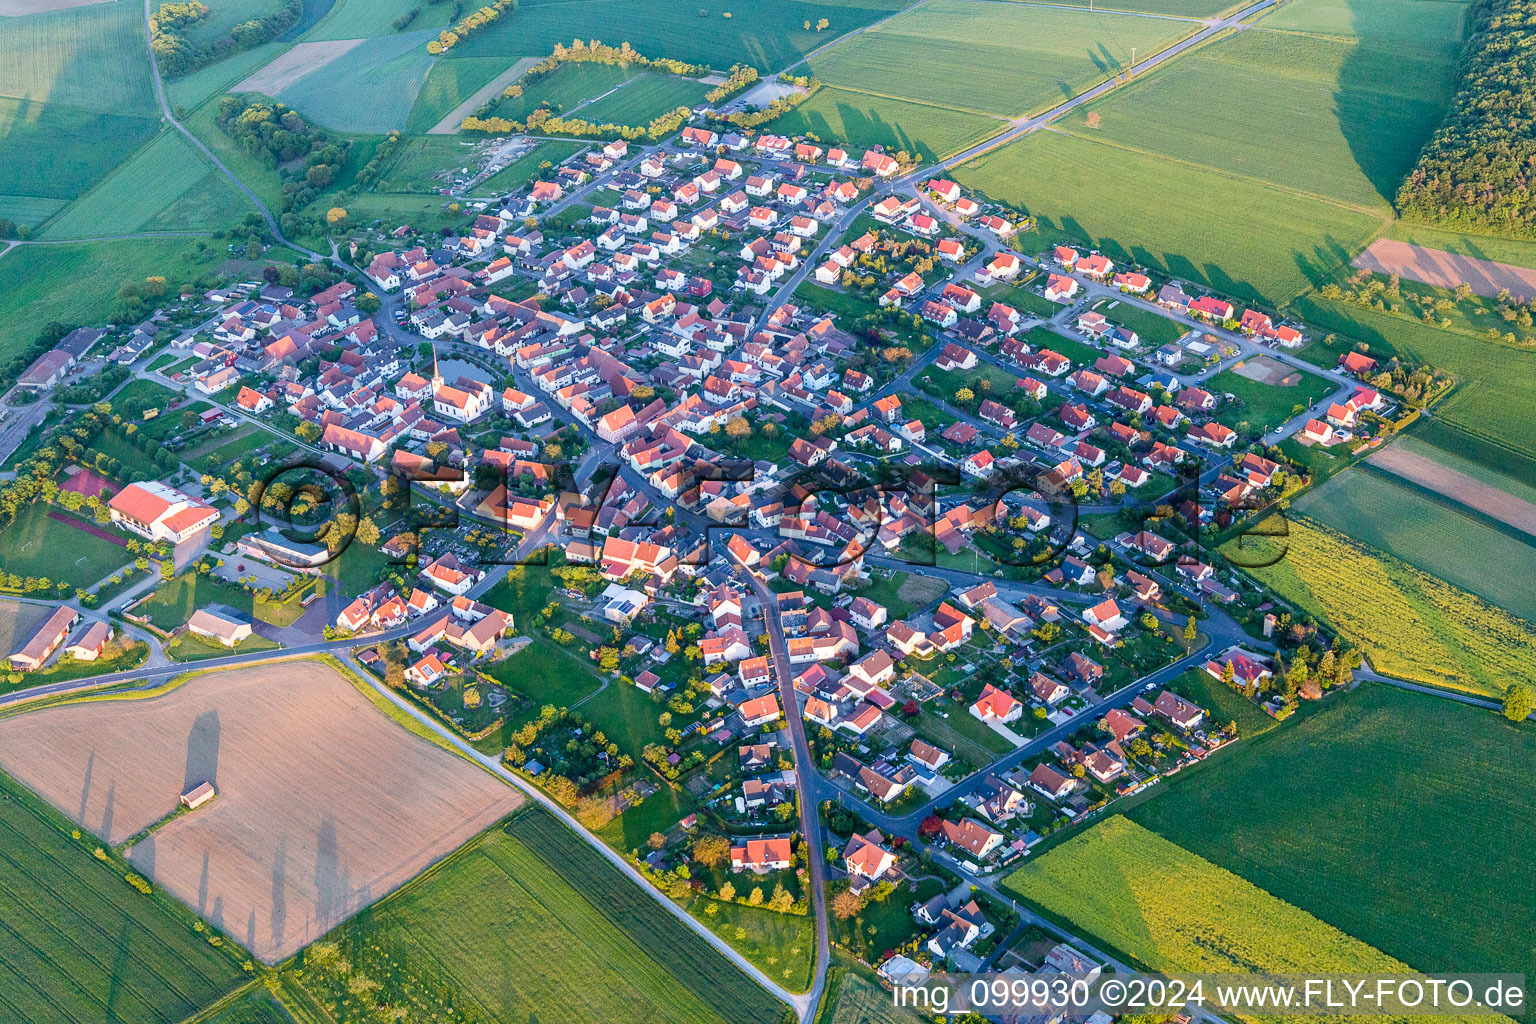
[488,61,636,122]
[806,0,1196,118]
[1007,816,1496,1024]
[1294,466,1536,623]
[1131,683,1536,1001]
[0,770,246,1024]
[296,808,787,1024]
[1222,516,1536,696]
[954,129,1382,303]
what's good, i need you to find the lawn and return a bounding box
[849,569,948,620]
[953,126,1384,305]
[579,72,714,126]
[0,769,246,1024]
[444,0,910,72]
[1292,294,1536,464]
[831,877,946,964]
[41,129,254,239]
[1294,467,1536,623]
[482,639,606,714]
[166,631,282,661]
[0,503,129,587]
[478,139,587,195]
[1163,667,1276,739]
[138,573,313,631]
[1131,683,1536,995]
[1007,815,1482,1024]
[1053,24,1464,214]
[1092,297,1188,346]
[0,236,228,364]
[298,808,786,1024]
[978,279,1063,319]
[765,86,1003,163]
[684,894,816,994]
[1222,516,1536,696]
[806,0,1196,119]
[913,698,1014,767]
[1206,363,1337,431]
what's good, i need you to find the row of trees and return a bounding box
[153,0,303,77]
[707,76,820,129]
[1395,0,1536,234]
[426,0,518,53]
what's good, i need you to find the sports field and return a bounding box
[1222,516,1536,695]
[579,72,713,125]
[1295,467,1536,623]
[0,660,526,963]
[489,61,637,121]
[767,87,1003,162]
[298,808,786,1024]
[807,0,1195,118]
[954,130,1382,303]
[1131,683,1536,994]
[1008,816,1488,1024]
[0,502,128,586]
[0,768,248,1024]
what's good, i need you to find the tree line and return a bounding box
[152,0,304,78]
[1396,0,1536,234]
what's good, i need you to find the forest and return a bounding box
[1396,0,1536,235]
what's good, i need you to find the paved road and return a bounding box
[743,564,830,1024]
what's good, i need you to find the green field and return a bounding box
[488,61,637,121]
[1256,0,1469,39]
[1223,516,1536,695]
[1294,467,1536,623]
[1054,18,1464,213]
[1292,295,1536,464]
[1381,220,1536,272]
[0,236,226,361]
[1008,815,1483,1024]
[0,503,128,587]
[0,1,162,212]
[443,0,909,71]
[1131,683,1536,992]
[300,809,787,1024]
[165,41,290,113]
[404,55,514,133]
[41,130,254,239]
[302,0,457,40]
[808,0,1194,119]
[954,130,1382,304]
[1093,297,1188,346]
[578,72,713,125]
[372,134,483,191]
[768,87,1002,162]
[478,139,587,195]
[275,29,440,133]
[818,958,929,1024]
[1207,363,1337,430]
[0,769,246,1024]
[1390,434,1536,505]
[197,989,297,1024]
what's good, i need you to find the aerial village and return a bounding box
[3,113,1388,991]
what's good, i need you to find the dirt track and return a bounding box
[1370,445,1536,537]
[1353,239,1536,302]
[0,659,523,962]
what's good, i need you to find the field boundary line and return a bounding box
[946,0,1210,23]
[31,124,175,239]
[168,982,267,1024]
[1050,124,1394,217]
